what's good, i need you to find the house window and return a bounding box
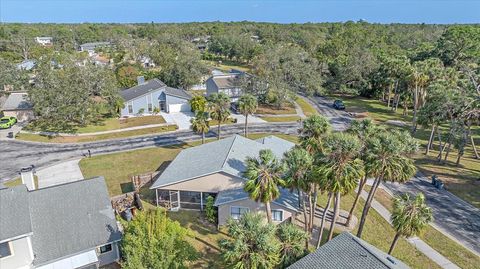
[148,103,153,112]
[230,206,249,220]
[272,210,283,222]
[0,242,12,258]
[99,244,112,254]
[128,103,133,114]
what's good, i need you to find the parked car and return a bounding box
[0,116,17,129]
[230,102,239,114]
[333,100,345,110]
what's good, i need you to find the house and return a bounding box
[206,69,249,101]
[288,232,409,269]
[35,37,53,46]
[79,42,111,56]
[139,56,155,68]
[1,92,34,122]
[120,77,191,116]
[0,176,122,269]
[150,135,300,226]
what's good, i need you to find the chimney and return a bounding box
[20,165,36,191]
[137,76,145,85]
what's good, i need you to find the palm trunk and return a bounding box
[468,125,479,159]
[387,84,392,108]
[202,132,205,144]
[388,233,401,255]
[316,192,332,249]
[302,193,309,232]
[444,141,452,162]
[265,201,272,224]
[357,176,381,238]
[437,129,443,161]
[310,186,318,233]
[297,189,302,210]
[217,122,221,140]
[244,114,248,137]
[346,176,366,227]
[412,84,418,133]
[308,194,313,232]
[426,124,435,155]
[327,192,340,241]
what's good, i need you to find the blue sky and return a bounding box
[1,0,479,24]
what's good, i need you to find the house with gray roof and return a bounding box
[206,69,249,101]
[120,77,192,117]
[79,42,111,56]
[288,232,409,269]
[150,134,300,225]
[0,177,122,269]
[1,92,34,122]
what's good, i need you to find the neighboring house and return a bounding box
[1,92,34,122]
[206,69,249,101]
[139,56,155,68]
[120,77,191,116]
[79,42,111,56]
[288,232,409,269]
[0,177,122,269]
[35,37,53,46]
[16,60,36,71]
[150,135,300,226]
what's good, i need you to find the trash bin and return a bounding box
[7,132,13,139]
[436,180,444,190]
[431,175,437,185]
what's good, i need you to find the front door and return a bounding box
[169,190,180,211]
[159,100,166,112]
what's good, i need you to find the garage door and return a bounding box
[168,103,191,113]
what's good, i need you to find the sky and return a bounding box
[1,0,479,24]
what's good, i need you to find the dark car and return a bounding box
[333,100,345,110]
[230,102,239,114]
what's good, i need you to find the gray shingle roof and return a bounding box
[0,185,33,242]
[79,42,111,50]
[30,177,121,266]
[2,93,33,111]
[150,135,295,189]
[214,187,300,212]
[288,232,410,269]
[209,74,242,89]
[120,78,166,101]
[165,86,192,100]
[0,177,121,266]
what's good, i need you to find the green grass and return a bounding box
[76,116,166,133]
[370,188,480,269]
[296,97,318,117]
[316,192,440,269]
[339,95,480,207]
[256,104,296,115]
[260,116,301,122]
[16,125,177,143]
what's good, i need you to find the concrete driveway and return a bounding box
[230,114,266,124]
[162,112,193,130]
[0,122,25,140]
[36,159,84,188]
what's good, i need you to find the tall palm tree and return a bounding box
[244,149,285,223]
[283,147,313,249]
[238,94,258,137]
[357,130,418,238]
[345,119,379,227]
[207,92,231,140]
[389,193,433,254]
[298,115,331,232]
[317,133,364,245]
[190,110,210,144]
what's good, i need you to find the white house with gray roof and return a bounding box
[206,69,248,101]
[150,135,300,225]
[288,232,409,269]
[120,77,192,117]
[0,177,122,269]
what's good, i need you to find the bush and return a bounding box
[137,108,145,115]
[205,195,216,223]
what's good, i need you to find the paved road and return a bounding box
[0,122,301,181]
[306,95,353,131]
[384,175,480,256]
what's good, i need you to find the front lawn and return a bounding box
[16,125,177,143]
[76,116,166,133]
[260,116,301,122]
[295,97,318,117]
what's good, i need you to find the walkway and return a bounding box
[359,190,460,269]
[36,159,84,188]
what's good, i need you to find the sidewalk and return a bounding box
[358,190,460,269]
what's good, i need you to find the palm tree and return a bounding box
[190,110,210,144]
[207,93,231,140]
[298,115,331,232]
[277,223,309,268]
[357,130,418,238]
[345,119,379,227]
[244,149,285,223]
[389,193,433,254]
[317,133,364,245]
[238,94,258,137]
[283,147,313,232]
